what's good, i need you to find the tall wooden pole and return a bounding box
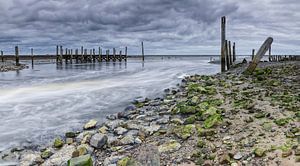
[113,48,116,62]
[56,45,59,63]
[225,40,230,70]
[60,46,63,64]
[233,42,236,62]
[269,45,272,62]
[142,42,145,62]
[125,46,128,62]
[1,50,4,62]
[31,48,34,66]
[228,41,232,66]
[252,49,255,61]
[15,46,20,66]
[221,16,226,72]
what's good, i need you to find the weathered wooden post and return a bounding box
[113,48,116,62]
[141,41,145,62]
[65,48,68,64]
[31,48,34,66]
[60,46,63,64]
[70,49,73,64]
[1,50,4,62]
[107,50,110,62]
[99,47,102,62]
[89,49,93,62]
[228,41,232,66]
[84,49,87,63]
[75,49,79,63]
[81,46,84,63]
[125,46,128,62]
[56,45,59,63]
[251,49,255,61]
[221,16,226,72]
[233,42,236,62]
[93,49,96,63]
[268,45,272,62]
[245,37,273,74]
[120,50,122,62]
[15,46,20,66]
[225,40,230,70]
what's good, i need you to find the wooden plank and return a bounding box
[221,16,226,72]
[245,37,273,74]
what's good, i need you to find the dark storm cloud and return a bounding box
[0,0,299,55]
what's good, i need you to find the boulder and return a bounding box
[158,140,181,153]
[84,119,98,130]
[90,133,108,149]
[42,145,75,166]
[120,135,135,145]
[54,138,64,148]
[67,154,93,166]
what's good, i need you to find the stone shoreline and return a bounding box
[0,62,28,72]
[0,62,299,166]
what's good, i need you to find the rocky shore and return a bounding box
[0,61,299,166]
[0,62,27,72]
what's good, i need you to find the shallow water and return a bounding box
[0,56,220,151]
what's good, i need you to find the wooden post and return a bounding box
[81,46,84,63]
[120,50,122,61]
[228,41,232,66]
[221,16,226,72]
[70,49,73,64]
[65,48,68,64]
[15,46,20,66]
[60,46,63,64]
[56,45,59,63]
[84,49,87,63]
[245,37,273,74]
[251,49,255,61]
[268,45,271,62]
[232,42,236,62]
[141,41,145,62]
[225,40,230,70]
[93,49,96,63]
[113,48,116,62]
[107,50,110,61]
[99,47,102,62]
[31,48,34,66]
[1,50,4,62]
[75,49,79,63]
[90,49,93,62]
[125,46,128,62]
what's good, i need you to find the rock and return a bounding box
[120,135,135,145]
[42,145,75,166]
[54,138,64,148]
[67,154,93,166]
[84,119,98,130]
[170,118,184,125]
[107,135,120,146]
[136,145,160,166]
[20,153,43,166]
[90,133,108,149]
[99,126,109,134]
[66,138,74,145]
[134,137,142,144]
[66,132,76,138]
[107,114,117,120]
[77,144,88,156]
[106,120,124,130]
[103,155,124,166]
[114,127,128,135]
[296,156,300,162]
[174,124,194,140]
[282,149,292,157]
[157,116,170,124]
[203,160,213,166]
[295,146,300,156]
[41,149,53,159]
[219,153,230,164]
[158,140,181,153]
[117,157,137,166]
[254,148,265,157]
[233,152,243,160]
[144,125,161,135]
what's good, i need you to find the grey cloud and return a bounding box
[0,0,299,55]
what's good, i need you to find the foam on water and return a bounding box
[0,56,219,151]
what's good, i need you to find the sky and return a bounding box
[0,0,299,55]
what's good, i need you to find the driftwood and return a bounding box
[244,37,273,74]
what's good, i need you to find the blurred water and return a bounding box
[0,56,220,151]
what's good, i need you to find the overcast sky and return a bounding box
[0,0,299,55]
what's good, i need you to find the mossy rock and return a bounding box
[197,139,205,148]
[189,96,200,106]
[254,148,265,157]
[54,138,64,148]
[41,149,53,159]
[174,124,195,140]
[185,115,196,124]
[197,127,215,137]
[66,132,76,138]
[274,118,290,126]
[175,102,197,114]
[68,154,93,166]
[233,99,253,109]
[158,140,181,153]
[203,113,222,129]
[254,112,266,119]
[117,157,137,166]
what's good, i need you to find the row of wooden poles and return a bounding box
[0,42,146,66]
[55,45,128,64]
[221,16,299,72]
[251,48,298,62]
[220,16,236,72]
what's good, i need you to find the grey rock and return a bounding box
[90,133,108,149]
[105,120,124,130]
[20,153,43,166]
[120,135,135,145]
[42,145,75,166]
[114,127,128,135]
[136,145,160,166]
[233,152,243,160]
